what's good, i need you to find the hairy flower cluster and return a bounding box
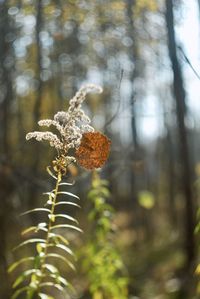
[26,84,102,155]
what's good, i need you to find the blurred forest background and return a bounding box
[1,0,200,298]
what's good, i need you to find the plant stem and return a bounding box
[42,170,62,264]
[26,170,62,299]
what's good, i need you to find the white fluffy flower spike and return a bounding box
[26,84,102,155]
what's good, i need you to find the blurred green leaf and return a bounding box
[38,293,54,299]
[138,190,155,209]
[13,269,42,288]
[8,257,34,273]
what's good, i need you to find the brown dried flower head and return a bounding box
[75,132,111,170]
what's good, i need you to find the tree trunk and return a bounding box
[197,0,200,18]
[165,0,195,269]
[28,0,44,213]
[125,0,138,149]
[34,0,43,124]
[0,2,14,298]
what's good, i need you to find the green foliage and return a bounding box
[138,190,155,209]
[80,171,128,299]
[9,168,80,299]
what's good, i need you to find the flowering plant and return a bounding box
[9,84,110,299]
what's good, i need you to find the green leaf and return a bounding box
[49,233,69,245]
[48,243,74,257]
[43,192,55,199]
[51,274,68,287]
[50,224,82,233]
[46,166,57,180]
[20,208,51,216]
[21,226,47,236]
[13,239,46,251]
[40,282,64,292]
[48,272,69,287]
[55,201,80,208]
[8,257,34,273]
[100,179,109,186]
[138,191,155,209]
[38,293,54,299]
[195,222,200,234]
[99,187,111,198]
[41,271,70,287]
[88,187,110,200]
[38,222,48,228]
[46,253,75,271]
[21,223,48,235]
[13,269,42,288]
[56,191,80,200]
[54,214,78,224]
[58,182,74,186]
[42,263,59,274]
[11,286,32,299]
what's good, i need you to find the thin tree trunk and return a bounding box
[125,0,138,150]
[125,0,150,241]
[165,0,195,269]
[162,95,177,226]
[0,2,14,298]
[34,0,43,124]
[197,0,200,18]
[166,128,177,226]
[28,0,44,212]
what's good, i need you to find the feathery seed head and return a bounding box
[26,84,102,157]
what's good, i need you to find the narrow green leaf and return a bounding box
[38,293,54,299]
[11,286,32,299]
[50,224,83,233]
[20,208,51,216]
[46,253,75,271]
[49,233,69,245]
[8,257,34,273]
[46,166,57,180]
[56,191,80,200]
[13,269,42,288]
[13,239,46,251]
[58,182,74,186]
[42,263,59,274]
[38,222,47,228]
[40,282,64,292]
[48,243,74,257]
[55,201,80,208]
[21,223,48,235]
[43,192,55,199]
[54,214,78,224]
[21,226,36,236]
[49,273,69,286]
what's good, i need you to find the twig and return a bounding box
[178,45,200,80]
[105,69,124,128]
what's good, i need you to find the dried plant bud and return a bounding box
[75,132,111,170]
